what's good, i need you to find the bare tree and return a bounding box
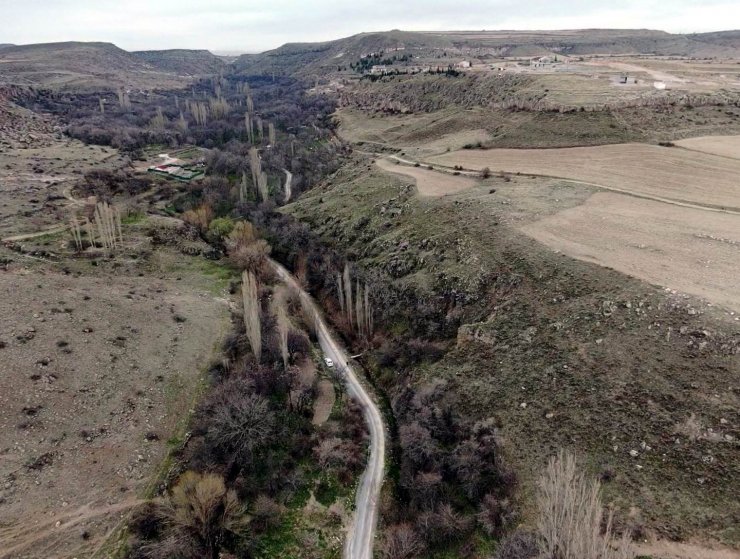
[275,291,290,370]
[336,272,345,316]
[240,171,249,202]
[209,96,230,119]
[242,270,262,362]
[209,391,275,460]
[245,113,254,144]
[343,264,353,329]
[537,450,633,559]
[257,171,269,203]
[117,87,131,110]
[249,147,261,193]
[69,216,83,251]
[256,116,264,142]
[93,201,122,250]
[380,523,425,559]
[177,111,188,132]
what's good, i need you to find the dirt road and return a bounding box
[270,260,385,559]
[375,158,477,197]
[283,168,293,202]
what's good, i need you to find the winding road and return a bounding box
[270,260,385,559]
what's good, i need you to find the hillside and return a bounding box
[233,28,740,79]
[431,28,740,57]
[0,42,196,90]
[232,29,453,77]
[132,48,226,75]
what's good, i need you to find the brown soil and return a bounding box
[0,266,229,558]
[312,380,336,425]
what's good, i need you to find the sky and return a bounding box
[1,0,739,53]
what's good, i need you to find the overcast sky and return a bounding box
[2,0,739,53]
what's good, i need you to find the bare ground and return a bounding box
[312,379,336,425]
[0,136,231,558]
[0,265,229,558]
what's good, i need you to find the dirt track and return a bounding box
[429,142,740,210]
[375,158,477,197]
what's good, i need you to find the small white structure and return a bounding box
[370,65,389,75]
[457,60,471,69]
[653,81,667,90]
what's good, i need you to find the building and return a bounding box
[653,81,667,90]
[369,65,389,75]
[148,164,204,182]
[457,60,471,69]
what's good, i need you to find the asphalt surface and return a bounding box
[270,260,385,559]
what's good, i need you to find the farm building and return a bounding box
[148,164,204,182]
[370,65,389,75]
[457,60,471,68]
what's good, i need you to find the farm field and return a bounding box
[675,135,740,159]
[371,136,740,313]
[521,191,740,312]
[429,142,740,210]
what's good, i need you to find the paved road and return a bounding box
[270,260,385,559]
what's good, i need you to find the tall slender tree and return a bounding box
[242,270,262,362]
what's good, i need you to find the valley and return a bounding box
[0,24,739,559]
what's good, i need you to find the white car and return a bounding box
[324,357,335,368]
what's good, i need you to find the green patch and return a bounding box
[121,211,146,225]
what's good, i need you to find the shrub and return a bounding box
[493,530,540,559]
[162,471,244,559]
[380,523,425,559]
[229,239,272,272]
[207,217,235,244]
[204,382,275,463]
